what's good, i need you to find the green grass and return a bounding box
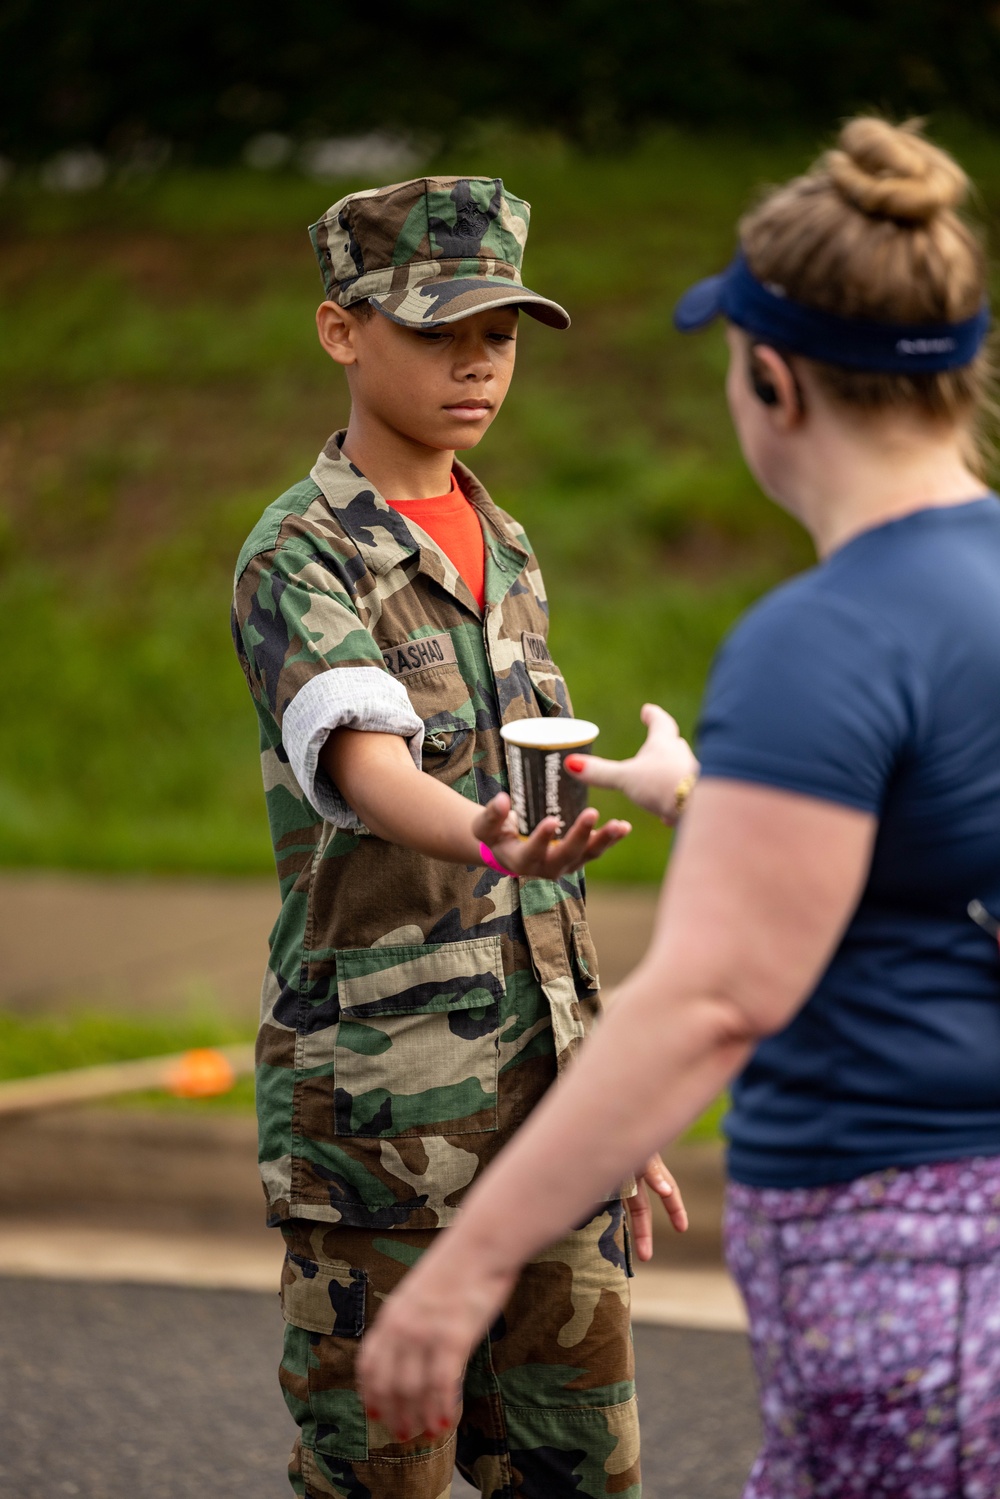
[2,121,998,879]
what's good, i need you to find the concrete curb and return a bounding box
[0,1107,263,1229]
[0,1221,746,1331]
[0,1109,727,1253]
[0,1109,742,1328]
[0,1221,282,1292]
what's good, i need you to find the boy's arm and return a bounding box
[234,539,626,874]
[320,728,630,878]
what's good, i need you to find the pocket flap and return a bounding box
[526,663,571,717]
[280,1253,366,1337]
[337,935,505,1018]
[571,920,600,992]
[523,637,571,718]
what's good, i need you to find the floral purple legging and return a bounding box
[724,1155,1000,1499]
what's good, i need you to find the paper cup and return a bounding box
[499,718,599,837]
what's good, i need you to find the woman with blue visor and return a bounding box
[359,117,1000,1498]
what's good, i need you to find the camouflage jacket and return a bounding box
[232,433,604,1230]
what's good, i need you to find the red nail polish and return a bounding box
[565,755,584,773]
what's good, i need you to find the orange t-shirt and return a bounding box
[386,475,486,610]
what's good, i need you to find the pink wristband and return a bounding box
[479,840,517,877]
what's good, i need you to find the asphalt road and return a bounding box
[0,1277,759,1498]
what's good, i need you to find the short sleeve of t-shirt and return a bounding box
[697,582,927,814]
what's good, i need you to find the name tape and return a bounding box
[522,632,555,668]
[382,632,458,678]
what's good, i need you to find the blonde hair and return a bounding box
[739,117,993,448]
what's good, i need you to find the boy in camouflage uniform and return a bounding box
[232,176,684,1499]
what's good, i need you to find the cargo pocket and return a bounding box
[334,935,503,1138]
[281,1249,366,1336]
[279,1249,369,1462]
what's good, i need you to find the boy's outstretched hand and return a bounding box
[625,1153,689,1261]
[474,794,630,879]
[565,703,699,825]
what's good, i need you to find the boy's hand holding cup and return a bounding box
[475,718,631,878]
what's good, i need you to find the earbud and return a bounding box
[748,342,802,412]
[751,367,779,406]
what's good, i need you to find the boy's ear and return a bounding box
[317,301,361,366]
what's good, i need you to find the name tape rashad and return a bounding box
[382,632,458,678]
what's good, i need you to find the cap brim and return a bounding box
[673,270,729,332]
[368,276,571,330]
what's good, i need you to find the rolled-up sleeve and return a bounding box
[233,539,423,827]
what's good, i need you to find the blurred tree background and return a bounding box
[5,0,1000,160]
[2,2,1000,884]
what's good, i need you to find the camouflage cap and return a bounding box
[308,175,570,330]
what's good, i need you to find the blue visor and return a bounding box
[674,250,990,373]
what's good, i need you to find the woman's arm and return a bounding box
[356,777,877,1438]
[320,727,631,878]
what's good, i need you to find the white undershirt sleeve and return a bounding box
[281,667,424,828]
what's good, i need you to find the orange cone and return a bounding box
[165,1048,237,1099]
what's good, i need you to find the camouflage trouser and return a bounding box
[278,1202,640,1498]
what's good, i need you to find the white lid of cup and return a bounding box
[499,718,599,750]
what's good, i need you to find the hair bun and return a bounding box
[826,117,968,224]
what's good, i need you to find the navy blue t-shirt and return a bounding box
[697,498,1000,1189]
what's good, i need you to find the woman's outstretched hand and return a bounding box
[566,704,699,824]
[473,793,631,879]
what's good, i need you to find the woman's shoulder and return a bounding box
[700,564,929,813]
[722,564,904,665]
[734,498,1000,667]
[709,563,929,741]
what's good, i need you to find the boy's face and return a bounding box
[317,302,519,453]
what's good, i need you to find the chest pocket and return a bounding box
[522,632,572,718]
[333,936,502,1138]
[381,632,475,787]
